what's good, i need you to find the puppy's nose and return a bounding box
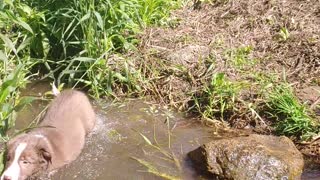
[3,175,11,180]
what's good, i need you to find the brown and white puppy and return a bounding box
[1,89,95,180]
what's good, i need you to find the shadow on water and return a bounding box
[13,81,320,180]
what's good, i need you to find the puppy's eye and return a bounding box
[6,156,10,161]
[40,160,46,164]
[22,160,30,164]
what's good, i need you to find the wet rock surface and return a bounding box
[188,134,304,180]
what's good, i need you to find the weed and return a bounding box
[138,0,181,27]
[107,129,124,142]
[0,65,29,135]
[131,157,181,180]
[0,29,36,137]
[132,119,182,179]
[194,73,242,121]
[83,55,145,98]
[225,46,255,69]
[1,0,182,98]
[266,84,318,140]
[279,27,290,42]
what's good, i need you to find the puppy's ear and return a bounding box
[36,138,52,167]
[39,148,52,164]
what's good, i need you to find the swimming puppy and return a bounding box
[1,90,95,180]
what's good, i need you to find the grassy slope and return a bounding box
[131,0,320,138]
[0,0,320,164]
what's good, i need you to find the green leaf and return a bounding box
[114,72,127,82]
[0,151,5,173]
[4,0,13,6]
[0,65,23,102]
[80,12,91,22]
[72,57,96,62]
[15,18,34,34]
[61,70,86,74]
[1,103,12,115]
[107,70,113,93]
[17,3,32,16]
[0,50,8,62]
[138,132,153,146]
[94,11,104,30]
[0,86,11,103]
[17,37,31,53]
[0,34,17,55]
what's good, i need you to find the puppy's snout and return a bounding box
[3,175,11,180]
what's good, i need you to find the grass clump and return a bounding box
[86,56,145,97]
[225,45,255,69]
[0,65,32,136]
[1,0,182,97]
[194,73,242,122]
[0,21,36,137]
[266,84,319,140]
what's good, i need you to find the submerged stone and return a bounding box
[188,134,304,180]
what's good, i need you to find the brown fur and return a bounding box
[3,90,95,179]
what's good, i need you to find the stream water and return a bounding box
[13,81,320,180]
[16,81,214,180]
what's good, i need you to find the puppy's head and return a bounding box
[1,134,52,180]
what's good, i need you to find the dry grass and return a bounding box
[122,0,320,159]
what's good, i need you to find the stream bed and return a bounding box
[13,81,320,180]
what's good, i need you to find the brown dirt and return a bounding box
[139,1,318,115]
[132,0,320,161]
[142,0,319,82]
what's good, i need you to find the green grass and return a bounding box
[0,0,182,132]
[193,73,243,121]
[266,84,318,140]
[225,45,256,69]
[278,27,290,42]
[132,125,181,180]
[1,0,182,96]
[0,18,36,137]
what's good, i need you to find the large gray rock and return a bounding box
[188,134,304,180]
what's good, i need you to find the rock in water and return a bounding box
[188,134,304,180]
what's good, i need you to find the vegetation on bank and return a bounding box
[0,0,181,135]
[0,0,319,157]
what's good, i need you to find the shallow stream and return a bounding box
[17,82,215,179]
[13,81,320,180]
